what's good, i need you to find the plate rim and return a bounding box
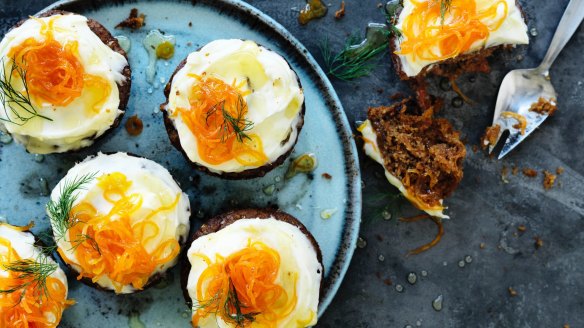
[37,0,363,320]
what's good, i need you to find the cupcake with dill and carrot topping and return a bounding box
[161,39,305,179]
[182,208,323,327]
[0,10,130,154]
[0,222,73,327]
[47,152,190,294]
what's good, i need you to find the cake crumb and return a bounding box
[115,8,145,30]
[322,173,332,180]
[534,236,544,249]
[517,225,526,232]
[481,125,501,149]
[501,166,509,184]
[529,97,558,116]
[479,242,486,249]
[556,167,565,175]
[508,287,518,297]
[512,166,519,175]
[334,1,346,19]
[522,168,538,178]
[543,170,557,190]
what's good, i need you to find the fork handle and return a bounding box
[538,0,584,75]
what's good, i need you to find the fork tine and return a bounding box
[496,113,549,159]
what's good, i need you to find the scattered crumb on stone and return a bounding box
[534,236,544,249]
[115,8,146,30]
[508,287,518,297]
[501,166,509,184]
[334,1,346,19]
[512,166,519,176]
[564,324,570,328]
[556,167,565,175]
[481,125,501,149]
[472,145,479,153]
[543,170,557,190]
[522,168,538,178]
[517,225,527,233]
[384,278,393,286]
[529,97,558,116]
[479,242,486,249]
[322,173,332,180]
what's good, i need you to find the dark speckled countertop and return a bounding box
[1,0,583,327]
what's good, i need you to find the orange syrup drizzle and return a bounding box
[0,225,74,328]
[175,74,268,167]
[7,16,110,110]
[397,0,508,62]
[59,172,181,293]
[192,241,298,327]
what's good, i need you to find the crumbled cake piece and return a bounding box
[368,99,466,208]
[481,124,501,149]
[116,8,145,30]
[543,170,557,190]
[529,97,558,116]
[522,168,538,178]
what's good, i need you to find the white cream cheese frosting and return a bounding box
[0,14,128,154]
[0,224,68,285]
[187,218,322,327]
[395,0,529,77]
[359,120,448,218]
[165,39,304,173]
[49,152,190,293]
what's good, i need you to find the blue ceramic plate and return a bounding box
[0,0,361,326]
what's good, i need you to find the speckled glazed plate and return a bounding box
[0,0,361,326]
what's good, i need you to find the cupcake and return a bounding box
[162,39,305,179]
[0,223,73,327]
[182,208,323,327]
[0,10,131,154]
[47,152,190,294]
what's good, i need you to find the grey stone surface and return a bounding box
[1,0,583,327]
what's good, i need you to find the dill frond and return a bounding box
[0,256,58,302]
[206,95,254,143]
[46,172,100,253]
[440,0,453,25]
[0,58,52,125]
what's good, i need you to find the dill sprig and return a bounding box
[440,0,453,25]
[0,57,52,125]
[193,279,259,327]
[46,172,101,254]
[0,256,58,302]
[321,35,387,81]
[205,95,254,143]
[224,278,259,327]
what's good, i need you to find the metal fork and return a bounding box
[488,0,584,159]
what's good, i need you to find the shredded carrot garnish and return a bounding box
[397,0,509,62]
[192,241,298,327]
[7,16,111,109]
[60,172,181,293]
[400,214,444,255]
[176,74,268,166]
[501,111,527,135]
[1,227,73,328]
